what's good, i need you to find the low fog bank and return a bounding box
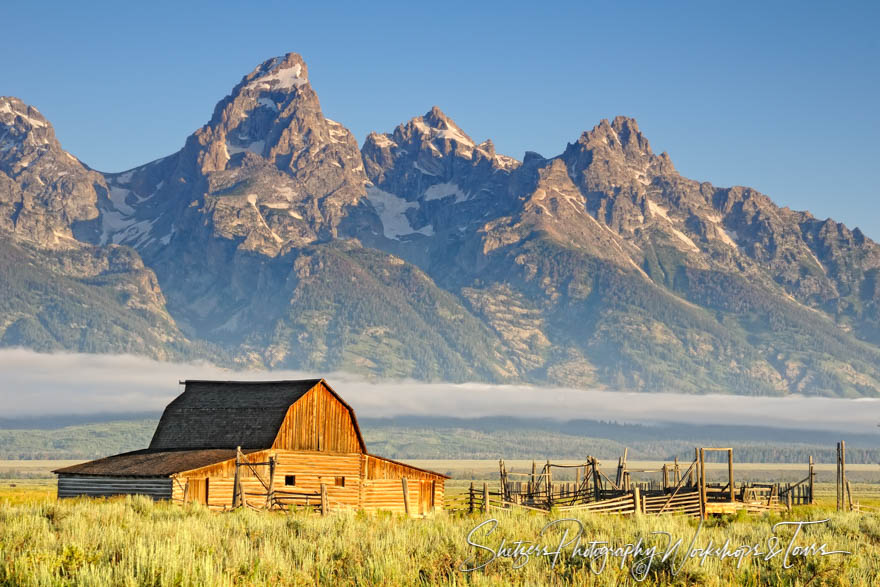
[1,349,877,434]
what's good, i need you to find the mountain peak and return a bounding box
[0,97,56,151]
[423,105,451,125]
[240,52,309,93]
[409,106,474,147]
[0,97,102,247]
[0,96,48,125]
[581,115,652,156]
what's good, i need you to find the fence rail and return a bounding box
[447,446,847,518]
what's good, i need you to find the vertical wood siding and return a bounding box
[271,383,361,453]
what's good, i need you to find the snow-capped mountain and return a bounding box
[3,54,880,396]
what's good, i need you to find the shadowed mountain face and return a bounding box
[3,53,880,396]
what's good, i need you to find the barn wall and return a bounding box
[176,450,363,509]
[271,383,361,453]
[363,480,407,512]
[361,478,444,514]
[58,476,172,500]
[365,455,446,481]
[174,450,444,512]
[434,479,445,510]
[172,450,445,512]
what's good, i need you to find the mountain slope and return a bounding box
[2,55,880,396]
[62,54,517,380]
[362,112,880,395]
[0,97,203,359]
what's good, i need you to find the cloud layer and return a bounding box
[1,349,877,434]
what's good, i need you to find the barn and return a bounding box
[53,379,447,515]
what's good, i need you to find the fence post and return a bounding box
[530,461,536,496]
[499,459,505,502]
[320,483,328,516]
[728,449,735,504]
[232,446,242,508]
[264,455,275,509]
[469,482,474,513]
[402,478,410,517]
[808,455,814,505]
[483,482,489,513]
[699,448,706,519]
[836,443,840,511]
[633,486,642,515]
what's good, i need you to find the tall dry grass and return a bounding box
[0,495,878,585]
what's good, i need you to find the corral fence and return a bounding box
[445,444,841,518]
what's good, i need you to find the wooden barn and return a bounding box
[54,379,447,515]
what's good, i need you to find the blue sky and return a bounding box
[3,1,878,237]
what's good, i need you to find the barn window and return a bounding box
[285,475,296,486]
[335,476,345,487]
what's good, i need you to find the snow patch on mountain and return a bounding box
[424,182,468,203]
[704,213,738,247]
[326,119,349,144]
[646,199,700,252]
[257,97,278,112]
[366,187,432,239]
[107,185,135,215]
[413,161,438,176]
[370,134,396,148]
[247,61,307,91]
[227,139,265,156]
[413,119,474,147]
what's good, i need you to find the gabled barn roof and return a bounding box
[148,379,336,451]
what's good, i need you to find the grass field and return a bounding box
[2,461,879,585]
[1,485,879,585]
[0,460,80,479]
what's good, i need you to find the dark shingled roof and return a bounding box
[148,379,323,451]
[53,448,262,477]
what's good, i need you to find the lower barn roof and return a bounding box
[53,448,263,478]
[54,449,450,479]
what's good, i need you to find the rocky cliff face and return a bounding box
[0,97,101,247]
[0,99,196,358]
[361,110,880,395]
[360,106,521,270]
[2,54,880,396]
[92,54,370,257]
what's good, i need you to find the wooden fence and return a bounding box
[446,445,836,518]
[450,482,705,517]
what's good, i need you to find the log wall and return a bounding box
[172,449,445,512]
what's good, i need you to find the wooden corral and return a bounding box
[54,379,447,515]
[451,447,819,518]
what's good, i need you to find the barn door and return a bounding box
[419,480,434,515]
[186,478,209,505]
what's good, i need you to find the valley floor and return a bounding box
[1,478,879,585]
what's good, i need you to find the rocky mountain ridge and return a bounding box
[2,53,880,397]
